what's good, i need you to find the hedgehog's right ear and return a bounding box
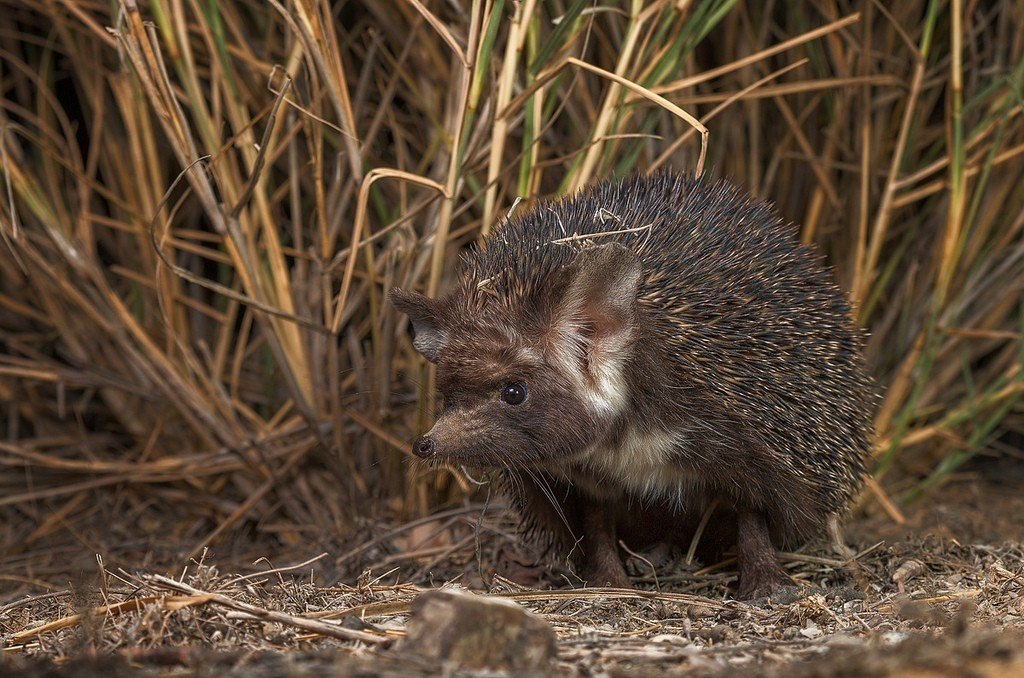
[550,243,643,365]
[389,288,447,363]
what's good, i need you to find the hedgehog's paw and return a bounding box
[583,558,632,589]
[735,564,793,601]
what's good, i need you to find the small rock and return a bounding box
[695,624,732,643]
[897,599,948,627]
[687,604,714,619]
[397,588,556,670]
[892,559,926,593]
[650,633,689,645]
[799,621,823,639]
[881,630,908,644]
[833,586,867,602]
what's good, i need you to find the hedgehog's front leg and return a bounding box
[735,507,792,599]
[580,497,631,588]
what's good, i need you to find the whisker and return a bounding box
[523,466,575,539]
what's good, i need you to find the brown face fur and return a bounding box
[390,244,643,472]
[429,323,601,469]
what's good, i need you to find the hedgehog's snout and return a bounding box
[413,434,435,459]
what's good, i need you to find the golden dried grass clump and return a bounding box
[1,0,1022,579]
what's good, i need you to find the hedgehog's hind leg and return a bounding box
[735,507,791,600]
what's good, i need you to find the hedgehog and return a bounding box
[390,170,876,599]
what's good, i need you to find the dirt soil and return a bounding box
[3,472,1024,676]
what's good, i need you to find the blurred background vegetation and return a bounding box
[1,0,1022,582]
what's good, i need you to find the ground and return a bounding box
[3,469,1024,676]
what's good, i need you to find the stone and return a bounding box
[397,588,556,670]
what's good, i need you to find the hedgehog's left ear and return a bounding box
[389,288,448,363]
[550,243,643,365]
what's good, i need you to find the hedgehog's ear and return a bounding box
[389,288,447,363]
[552,243,643,360]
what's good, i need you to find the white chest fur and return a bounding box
[553,427,694,505]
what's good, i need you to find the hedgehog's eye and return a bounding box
[499,382,528,406]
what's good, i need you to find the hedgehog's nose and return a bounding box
[413,435,435,459]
